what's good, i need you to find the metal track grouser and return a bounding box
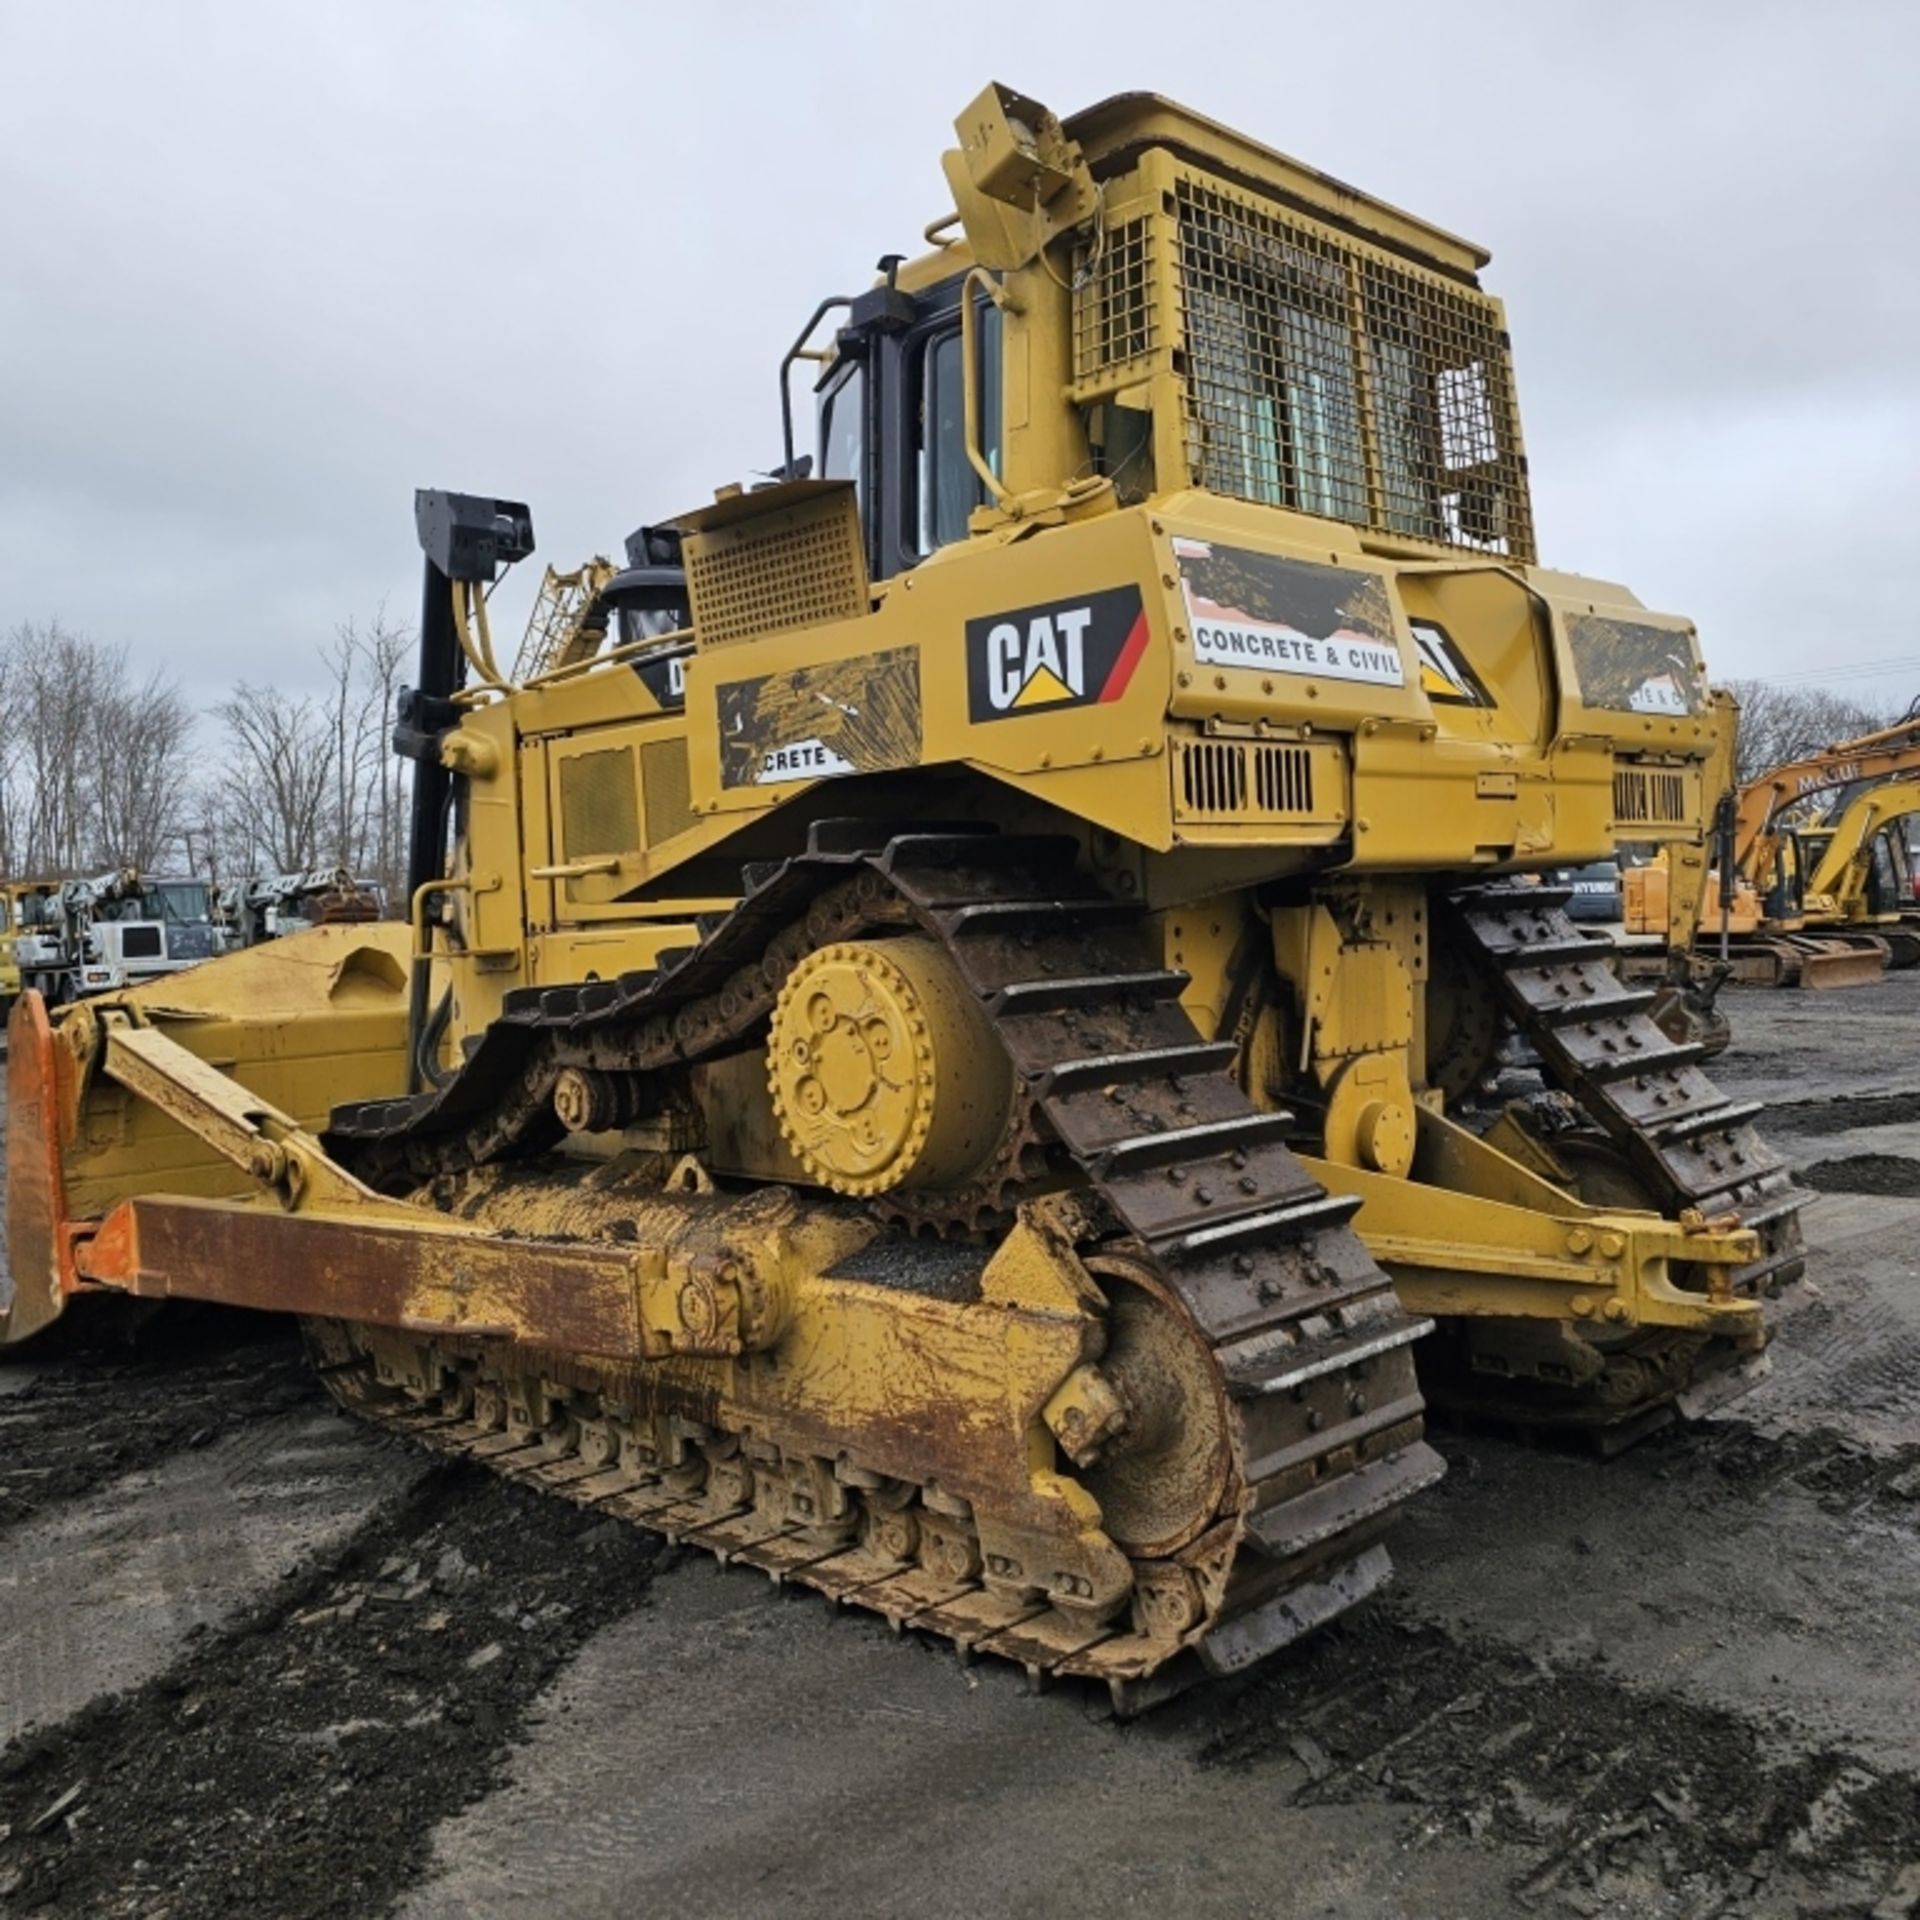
[2,83,1804,1708]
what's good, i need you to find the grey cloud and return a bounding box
[3,0,1915,712]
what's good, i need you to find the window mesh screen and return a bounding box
[1072,215,1158,381]
[1172,175,1534,561]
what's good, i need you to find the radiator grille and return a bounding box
[640,736,695,843]
[684,489,869,647]
[1174,740,1318,822]
[1613,766,1689,826]
[1072,215,1158,382]
[559,747,639,858]
[1172,173,1534,562]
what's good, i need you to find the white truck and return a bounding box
[14,870,223,1004]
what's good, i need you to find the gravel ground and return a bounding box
[1,977,1918,1919]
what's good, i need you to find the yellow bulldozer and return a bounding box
[3,85,1802,1708]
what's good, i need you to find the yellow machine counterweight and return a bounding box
[2,83,1803,1706]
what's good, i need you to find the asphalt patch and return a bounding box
[0,1312,317,1531]
[0,1462,667,1918]
[1800,1153,1920,1197]
[1182,1605,1920,1915]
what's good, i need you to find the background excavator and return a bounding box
[0,886,22,1025]
[4,83,1801,1708]
[1626,712,1920,989]
[1798,778,1920,964]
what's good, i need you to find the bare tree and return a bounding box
[1723,680,1902,785]
[195,605,413,897]
[1,608,412,897]
[211,684,335,872]
[341,605,412,904]
[0,620,194,875]
[17,621,102,870]
[0,631,19,877]
[87,665,196,871]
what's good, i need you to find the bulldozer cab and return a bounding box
[806,85,1536,580]
[772,83,1715,808]
[807,269,1005,582]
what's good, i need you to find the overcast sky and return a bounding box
[5,0,1916,715]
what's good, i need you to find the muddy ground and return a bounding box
[0,976,1917,1920]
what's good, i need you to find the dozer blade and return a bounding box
[3,991,77,1346]
[1794,943,1888,990]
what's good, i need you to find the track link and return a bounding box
[1440,882,1808,1425]
[318,827,1443,1704]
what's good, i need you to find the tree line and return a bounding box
[1720,681,1909,786]
[0,615,414,902]
[0,619,1908,899]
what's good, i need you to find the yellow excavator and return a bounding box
[4,85,1800,1708]
[1627,712,1920,988]
[1799,778,1920,965]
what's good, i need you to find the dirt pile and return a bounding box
[0,1463,667,1919]
[1629,1418,1920,1518]
[1801,1154,1920,1197]
[1763,1091,1920,1137]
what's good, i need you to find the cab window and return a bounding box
[916,301,1001,555]
[818,360,865,513]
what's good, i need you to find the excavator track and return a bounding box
[319,827,1443,1708]
[1437,882,1807,1434]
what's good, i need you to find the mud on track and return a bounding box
[0,1463,665,1919]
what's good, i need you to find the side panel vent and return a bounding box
[1174,740,1324,823]
[560,747,640,859]
[1612,765,1690,826]
[1182,739,1248,814]
[683,486,869,647]
[640,736,695,843]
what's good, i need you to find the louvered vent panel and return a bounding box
[1612,765,1689,826]
[1174,741,1320,823]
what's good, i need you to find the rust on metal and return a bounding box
[3,991,82,1343]
[75,1197,658,1360]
